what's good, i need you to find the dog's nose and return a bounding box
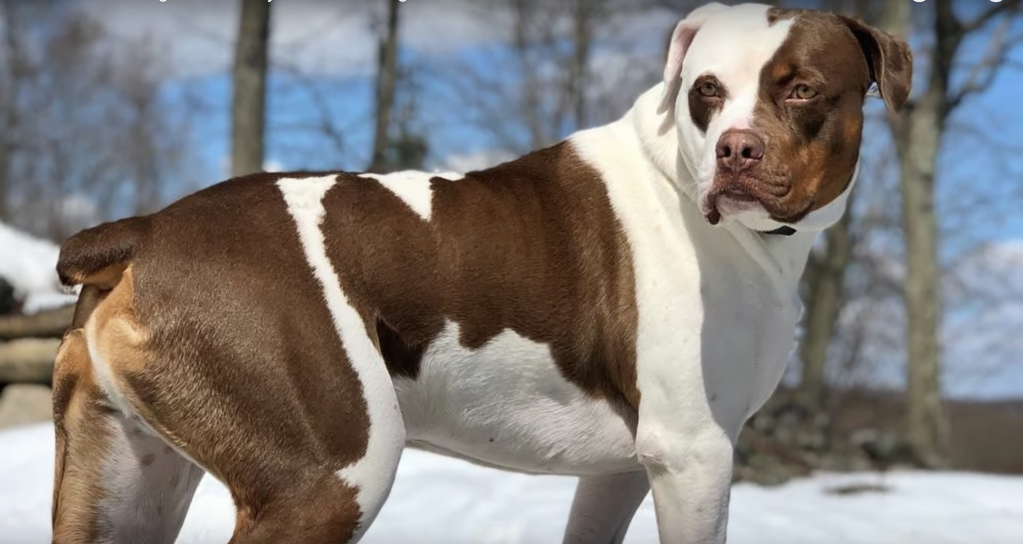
[716,130,765,172]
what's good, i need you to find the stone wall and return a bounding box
[0,305,67,431]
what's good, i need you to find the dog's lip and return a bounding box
[703,182,762,225]
[717,190,758,202]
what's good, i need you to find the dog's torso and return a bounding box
[92,93,802,483]
[261,91,802,478]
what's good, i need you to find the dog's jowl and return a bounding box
[51,3,911,544]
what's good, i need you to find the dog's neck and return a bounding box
[619,84,829,300]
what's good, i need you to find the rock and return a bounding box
[0,277,17,316]
[0,384,53,430]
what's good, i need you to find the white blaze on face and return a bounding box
[674,4,793,202]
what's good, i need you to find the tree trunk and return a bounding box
[0,124,9,221]
[369,0,401,173]
[898,97,948,468]
[568,0,594,130]
[0,0,24,221]
[797,209,853,412]
[230,0,271,178]
[511,0,547,150]
[886,0,957,468]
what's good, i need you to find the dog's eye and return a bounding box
[790,84,818,100]
[697,82,720,98]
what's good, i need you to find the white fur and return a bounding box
[673,4,796,234]
[573,86,812,541]
[394,321,638,476]
[359,170,464,221]
[97,417,205,544]
[659,3,730,114]
[277,175,406,541]
[568,4,854,542]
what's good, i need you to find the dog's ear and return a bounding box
[658,2,729,115]
[839,15,914,113]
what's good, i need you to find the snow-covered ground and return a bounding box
[2,423,1021,544]
[0,222,77,314]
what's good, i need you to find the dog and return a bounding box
[50,3,911,543]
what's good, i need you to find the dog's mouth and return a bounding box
[702,183,762,225]
[702,174,812,226]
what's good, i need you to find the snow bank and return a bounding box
[2,423,1022,544]
[0,222,77,314]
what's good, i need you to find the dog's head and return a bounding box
[659,3,912,233]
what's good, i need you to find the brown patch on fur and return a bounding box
[839,15,913,114]
[57,216,149,288]
[716,8,913,223]
[320,142,640,407]
[129,175,369,541]
[230,474,362,543]
[55,174,373,541]
[688,74,728,134]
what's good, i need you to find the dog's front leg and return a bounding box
[634,362,738,544]
[635,418,734,544]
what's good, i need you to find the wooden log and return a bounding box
[0,384,53,429]
[0,305,74,340]
[0,338,59,383]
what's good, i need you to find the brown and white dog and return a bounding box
[50,4,911,544]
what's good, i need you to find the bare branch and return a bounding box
[961,0,1023,35]
[273,62,354,158]
[948,21,1023,110]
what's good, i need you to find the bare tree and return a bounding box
[881,0,1023,467]
[797,211,854,411]
[369,0,402,173]
[446,0,645,156]
[0,2,203,240]
[230,0,272,177]
[114,38,197,216]
[0,0,29,222]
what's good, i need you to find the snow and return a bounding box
[0,222,77,314]
[2,423,1022,544]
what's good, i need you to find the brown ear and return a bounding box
[658,2,729,115]
[840,16,914,113]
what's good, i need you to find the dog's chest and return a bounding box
[392,321,641,476]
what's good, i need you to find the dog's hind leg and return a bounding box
[561,471,650,544]
[51,327,205,544]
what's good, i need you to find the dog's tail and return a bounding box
[57,216,151,289]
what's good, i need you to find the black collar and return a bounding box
[761,225,797,236]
